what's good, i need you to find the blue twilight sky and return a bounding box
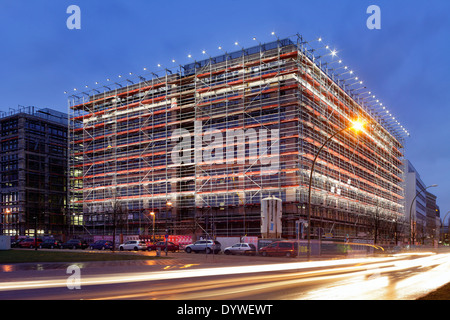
[1,0,449,224]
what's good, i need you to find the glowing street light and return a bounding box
[306,119,366,259]
[149,211,155,243]
[351,119,365,132]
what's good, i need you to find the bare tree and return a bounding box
[110,198,124,252]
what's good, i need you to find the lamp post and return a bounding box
[165,201,172,256]
[409,184,438,247]
[307,120,365,260]
[442,211,450,227]
[149,211,155,243]
[441,211,450,246]
[33,214,38,251]
[4,208,11,236]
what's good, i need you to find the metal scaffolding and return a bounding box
[68,34,406,244]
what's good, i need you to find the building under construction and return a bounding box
[69,35,407,244]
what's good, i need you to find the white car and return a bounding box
[119,240,147,251]
[223,243,257,255]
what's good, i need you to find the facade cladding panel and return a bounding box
[69,37,405,242]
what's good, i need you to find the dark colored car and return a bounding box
[89,240,114,250]
[147,241,179,253]
[60,239,88,250]
[39,239,62,249]
[259,241,298,257]
[11,238,25,248]
[19,238,43,249]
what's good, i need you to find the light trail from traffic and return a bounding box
[0,252,449,300]
[0,255,400,291]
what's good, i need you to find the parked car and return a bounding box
[224,243,257,256]
[60,239,88,250]
[39,239,62,249]
[259,241,298,257]
[19,238,43,249]
[184,240,221,254]
[11,238,25,248]
[147,241,179,253]
[89,240,114,250]
[119,240,147,251]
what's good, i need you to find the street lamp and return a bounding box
[2,208,11,236]
[441,211,450,246]
[409,184,438,246]
[307,119,366,259]
[33,214,38,251]
[149,211,155,243]
[165,201,173,256]
[442,211,450,230]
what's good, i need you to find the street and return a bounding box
[0,250,449,300]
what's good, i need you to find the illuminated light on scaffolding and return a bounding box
[64,33,410,139]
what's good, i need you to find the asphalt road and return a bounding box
[1,250,449,300]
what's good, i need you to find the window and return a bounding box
[1,139,18,151]
[1,119,18,136]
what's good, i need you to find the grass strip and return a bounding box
[0,249,163,264]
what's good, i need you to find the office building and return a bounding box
[403,159,435,245]
[0,107,68,236]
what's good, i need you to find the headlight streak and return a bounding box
[301,253,450,300]
[0,256,398,291]
[391,254,450,300]
[0,253,449,301]
[300,275,391,300]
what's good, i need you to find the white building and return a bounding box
[403,160,429,244]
